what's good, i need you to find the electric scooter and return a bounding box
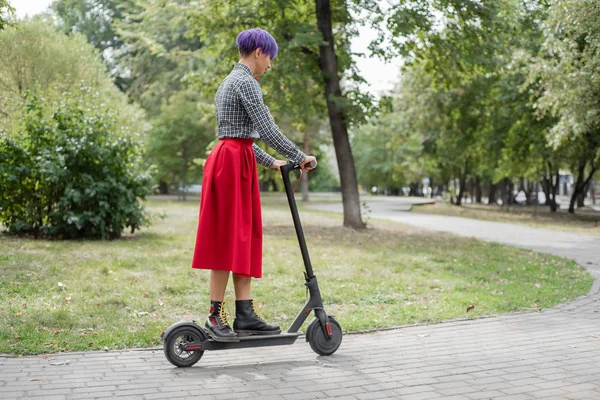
[161,160,342,367]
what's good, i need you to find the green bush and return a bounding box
[0,95,152,239]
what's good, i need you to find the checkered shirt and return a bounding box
[215,63,306,167]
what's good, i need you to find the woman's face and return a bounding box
[255,49,272,76]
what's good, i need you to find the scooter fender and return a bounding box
[305,313,335,343]
[160,321,204,341]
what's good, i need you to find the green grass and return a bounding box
[412,202,600,237]
[0,197,593,355]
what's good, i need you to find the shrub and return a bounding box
[0,95,152,239]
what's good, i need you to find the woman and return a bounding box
[192,28,317,341]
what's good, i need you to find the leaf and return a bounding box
[466,304,475,312]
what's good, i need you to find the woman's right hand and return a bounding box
[300,156,317,171]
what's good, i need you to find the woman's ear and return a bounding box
[255,48,262,58]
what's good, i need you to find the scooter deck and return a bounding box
[202,332,302,351]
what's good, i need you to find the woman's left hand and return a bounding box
[271,160,287,171]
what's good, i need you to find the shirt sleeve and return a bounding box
[252,143,276,168]
[238,79,306,164]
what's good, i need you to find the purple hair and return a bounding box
[236,28,278,59]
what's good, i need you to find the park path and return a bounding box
[1,198,600,400]
[309,198,600,278]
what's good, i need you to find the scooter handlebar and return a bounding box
[281,160,317,174]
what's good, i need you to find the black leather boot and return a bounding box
[233,299,281,336]
[205,300,238,341]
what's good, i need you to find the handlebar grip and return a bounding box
[305,160,317,168]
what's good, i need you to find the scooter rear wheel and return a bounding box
[307,317,342,356]
[164,326,207,367]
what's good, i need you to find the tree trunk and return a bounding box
[526,179,534,205]
[315,0,364,228]
[543,165,560,212]
[455,162,468,206]
[551,169,559,211]
[301,132,310,202]
[469,178,474,204]
[501,178,508,207]
[429,177,434,198]
[541,178,551,207]
[409,182,419,196]
[488,182,497,205]
[570,161,598,212]
[592,179,597,205]
[569,160,586,213]
[475,176,482,203]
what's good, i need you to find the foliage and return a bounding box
[147,90,214,193]
[0,0,14,32]
[0,95,152,239]
[0,18,147,139]
[51,0,133,90]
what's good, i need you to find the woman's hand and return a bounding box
[300,156,317,171]
[271,160,287,171]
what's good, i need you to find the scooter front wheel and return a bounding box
[307,316,342,356]
[163,326,207,367]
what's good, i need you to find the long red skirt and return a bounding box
[191,138,263,278]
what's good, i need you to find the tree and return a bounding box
[0,18,146,137]
[0,0,14,32]
[51,0,133,90]
[186,0,373,228]
[532,0,600,213]
[315,0,365,227]
[147,90,215,198]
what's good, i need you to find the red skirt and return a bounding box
[191,138,263,278]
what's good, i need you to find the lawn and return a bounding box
[0,196,593,355]
[412,202,600,237]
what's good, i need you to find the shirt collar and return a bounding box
[234,63,253,77]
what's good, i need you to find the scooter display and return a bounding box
[161,160,342,367]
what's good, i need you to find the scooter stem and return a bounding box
[280,162,315,278]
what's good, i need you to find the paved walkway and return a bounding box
[309,199,600,278]
[2,200,600,400]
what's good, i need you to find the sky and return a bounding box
[13,0,402,97]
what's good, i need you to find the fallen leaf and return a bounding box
[30,378,41,381]
[15,312,21,317]
[534,283,542,289]
[569,345,577,348]
[467,305,475,312]
[88,342,93,347]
